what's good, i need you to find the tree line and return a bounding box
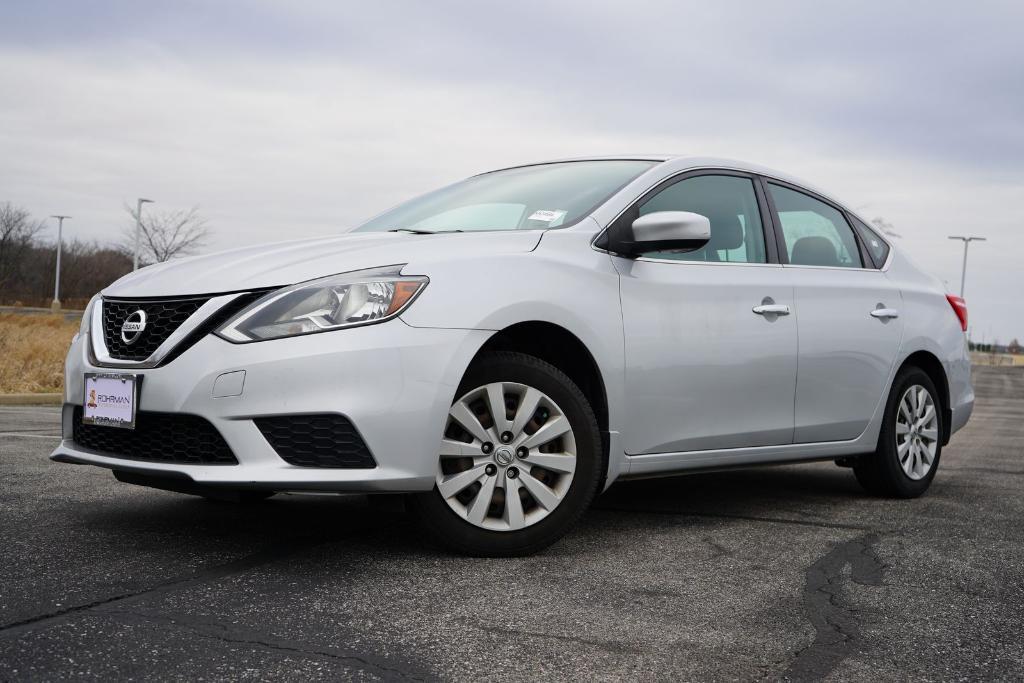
[0,201,210,309]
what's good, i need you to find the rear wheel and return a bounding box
[854,367,942,498]
[409,351,603,556]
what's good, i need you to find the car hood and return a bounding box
[102,230,543,297]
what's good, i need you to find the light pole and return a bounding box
[50,215,71,312]
[133,198,154,271]
[947,236,987,298]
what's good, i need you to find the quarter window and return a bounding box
[851,216,890,268]
[768,184,862,268]
[637,175,767,263]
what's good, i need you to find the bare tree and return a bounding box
[121,204,210,264]
[870,216,902,239]
[1,238,133,308]
[0,202,45,289]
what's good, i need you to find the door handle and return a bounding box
[752,304,791,316]
[870,308,899,319]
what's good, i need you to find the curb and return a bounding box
[0,393,63,406]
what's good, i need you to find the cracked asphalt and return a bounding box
[1,366,1022,681]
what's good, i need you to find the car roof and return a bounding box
[482,154,857,220]
[479,153,864,223]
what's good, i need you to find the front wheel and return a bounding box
[409,352,604,556]
[854,366,943,498]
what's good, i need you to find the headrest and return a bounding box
[707,213,744,251]
[791,236,839,267]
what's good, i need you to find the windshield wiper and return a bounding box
[387,228,464,235]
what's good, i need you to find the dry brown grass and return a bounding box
[0,313,79,393]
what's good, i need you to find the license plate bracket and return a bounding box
[83,373,140,429]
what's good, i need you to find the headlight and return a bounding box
[216,266,427,343]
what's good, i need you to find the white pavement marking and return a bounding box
[0,433,61,439]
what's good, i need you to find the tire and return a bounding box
[854,366,943,498]
[409,351,604,556]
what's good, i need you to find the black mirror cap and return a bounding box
[595,217,639,257]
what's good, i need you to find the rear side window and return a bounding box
[851,216,891,268]
[768,184,862,268]
[637,175,767,263]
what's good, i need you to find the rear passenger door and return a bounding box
[764,181,903,443]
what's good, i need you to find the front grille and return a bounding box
[72,406,238,464]
[154,290,271,366]
[254,414,376,468]
[102,296,211,361]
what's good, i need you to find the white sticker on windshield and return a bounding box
[527,209,567,223]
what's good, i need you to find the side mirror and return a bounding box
[608,211,711,257]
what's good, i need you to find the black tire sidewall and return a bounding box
[873,368,943,497]
[410,352,604,556]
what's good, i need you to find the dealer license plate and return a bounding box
[82,373,139,429]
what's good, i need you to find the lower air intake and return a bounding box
[72,406,237,464]
[254,414,376,468]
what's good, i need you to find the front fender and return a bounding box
[399,228,628,485]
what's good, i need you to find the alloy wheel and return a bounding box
[895,384,939,480]
[436,382,577,531]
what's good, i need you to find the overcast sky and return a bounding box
[2,1,1021,341]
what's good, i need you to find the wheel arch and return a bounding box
[897,350,952,445]
[469,321,609,439]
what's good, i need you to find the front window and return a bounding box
[354,160,657,233]
[636,174,768,263]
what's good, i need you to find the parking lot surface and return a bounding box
[1,366,1022,681]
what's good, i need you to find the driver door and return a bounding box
[614,172,798,454]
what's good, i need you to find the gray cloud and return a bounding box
[1,0,1021,340]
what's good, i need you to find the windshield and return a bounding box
[353,160,657,233]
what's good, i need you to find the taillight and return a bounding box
[946,294,968,332]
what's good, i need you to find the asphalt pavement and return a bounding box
[1,366,1022,681]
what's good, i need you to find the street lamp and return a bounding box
[133,198,154,271]
[947,236,987,298]
[50,215,71,312]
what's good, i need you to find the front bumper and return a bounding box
[51,320,489,491]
